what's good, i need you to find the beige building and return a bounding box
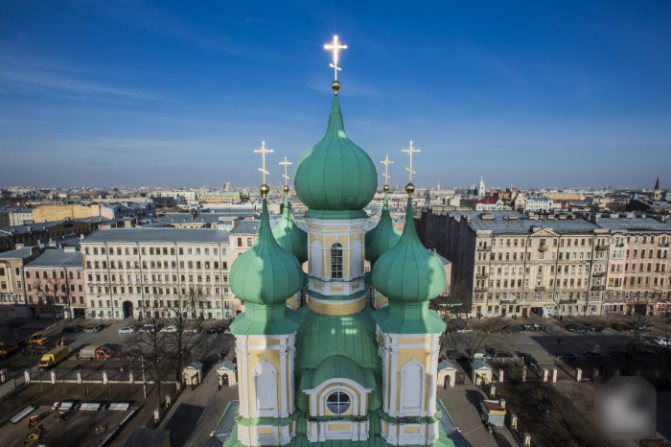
[0,246,41,309]
[32,204,114,223]
[418,210,610,318]
[24,248,86,319]
[81,227,258,320]
[597,214,671,316]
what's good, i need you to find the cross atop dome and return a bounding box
[324,35,347,93]
[254,140,274,196]
[380,155,393,193]
[401,140,421,194]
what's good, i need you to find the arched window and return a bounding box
[400,361,424,415]
[330,243,343,279]
[254,361,278,417]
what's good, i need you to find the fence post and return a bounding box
[552,369,558,383]
[522,366,527,382]
[102,371,108,385]
[543,369,549,382]
[499,369,505,383]
[576,368,582,382]
[24,370,31,384]
[50,371,56,385]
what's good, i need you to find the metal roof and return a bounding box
[230,220,261,234]
[25,249,82,268]
[0,247,36,260]
[450,211,599,235]
[81,228,229,244]
[594,215,671,232]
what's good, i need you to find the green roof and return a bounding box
[365,197,401,265]
[373,302,446,335]
[272,196,308,263]
[294,95,377,213]
[230,303,301,336]
[229,199,304,305]
[301,356,375,391]
[372,197,446,304]
[297,308,380,371]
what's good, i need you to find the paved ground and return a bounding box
[438,386,517,447]
[156,367,237,447]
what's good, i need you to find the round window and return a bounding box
[326,391,351,414]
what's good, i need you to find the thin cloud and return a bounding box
[0,68,162,101]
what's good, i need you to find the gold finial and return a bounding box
[279,156,293,194]
[380,154,394,193]
[402,140,421,196]
[254,140,274,197]
[324,35,347,91]
[383,184,390,193]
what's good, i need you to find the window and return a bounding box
[326,391,351,415]
[330,243,343,279]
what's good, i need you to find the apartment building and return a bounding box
[596,214,671,316]
[418,210,610,318]
[0,246,41,309]
[24,248,86,319]
[81,228,244,320]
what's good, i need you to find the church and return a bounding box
[225,36,452,447]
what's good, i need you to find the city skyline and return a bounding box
[1,1,670,188]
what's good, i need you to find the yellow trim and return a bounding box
[327,423,351,431]
[258,427,275,435]
[404,426,420,433]
[307,297,366,316]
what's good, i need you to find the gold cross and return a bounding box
[401,140,421,183]
[254,141,274,185]
[324,35,347,81]
[278,156,293,187]
[380,155,394,186]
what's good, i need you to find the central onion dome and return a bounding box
[294,95,377,213]
[230,199,303,305]
[372,196,446,303]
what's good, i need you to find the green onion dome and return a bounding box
[272,195,308,263]
[365,196,401,265]
[371,197,446,303]
[230,199,304,305]
[294,95,377,212]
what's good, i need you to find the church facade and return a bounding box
[225,39,451,447]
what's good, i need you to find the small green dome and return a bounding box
[272,196,308,263]
[372,198,446,303]
[230,199,303,305]
[365,196,401,265]
[294,95,377,212]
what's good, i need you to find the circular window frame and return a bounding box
[325,391,351,415]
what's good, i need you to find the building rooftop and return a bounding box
[451,211,599,235]
[230,220,261,234]
[82,228,229,244]
[0,246,37,260]
[25,249,82,269]
[594,214,671,232]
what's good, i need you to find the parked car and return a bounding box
[472,352,492,361]
[223,329,232,336]
[654,337,670,347]
[455,328,473,334]
[204,326,224,334]
[24,332,49,346]
[587,325,605,333]
[0,341,19,359]
[138,324,157,334]
[565,324,588,334]
[118,326,137,334]
[38,346,70,369]
[160,325,178,333]
[183,327,200,334]
[62,325,83,333]
[84,325,103,333]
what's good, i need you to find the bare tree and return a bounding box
[32,270,72,322]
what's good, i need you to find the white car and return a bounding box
[456,328,473,334]
[654,337,670,346]
[118,326,137,334]
[160,325,178,333]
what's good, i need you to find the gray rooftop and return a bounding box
[25,249,82,269]
[450,211,599,235]
[0,247,36,260]
[82,228,229,244]
[231,220,261,234]
[594,215,671,232]
[153,213,236,226]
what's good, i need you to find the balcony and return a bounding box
[592,271,606,277]
[535,286,546,292]
[591,285,606,291]
[558,298,578,304]
[476,245,491,252]
[595,245,609,251]
[476,273,488,279]
[500,296,518,304]
[474,287,488,293]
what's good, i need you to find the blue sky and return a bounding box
[1,1,670,189]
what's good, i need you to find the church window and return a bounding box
[326,391,350,414]
[330,243,343,279]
